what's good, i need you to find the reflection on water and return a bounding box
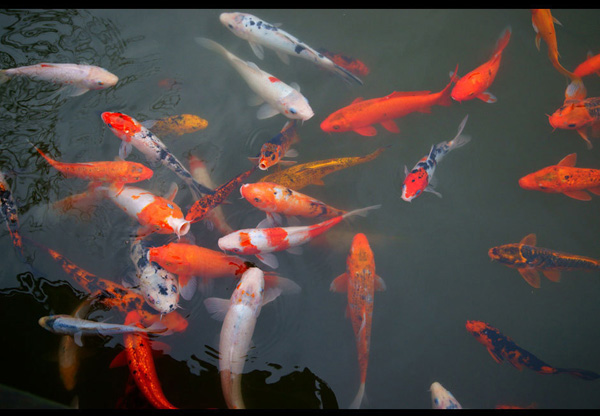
[1,8,600,410]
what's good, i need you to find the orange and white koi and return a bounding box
[530,9,577,80]
[218,204,380,269]
[249,120,300,170]
[518,153,600,201]
[109,310,178,409]
[0,62,118,96]
[330,233,385,409]
[203,267,296,409]
[451,27,511,103]
[219,12,362,85]
[430,382,462,409]
[573,51,600,78]
[101,111,213,199]
[195,37,314,121]
[548,97,600,149]
[0,171,24,259]
[188,154,235,236]
[33,145,153,184]
[401,115,470,202]
[240,181,346,227]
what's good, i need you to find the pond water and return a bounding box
[1,8,600,409]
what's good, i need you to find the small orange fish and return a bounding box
[573,51,600,78]
[317,48,370,77]
[320,67,457,136]
[142,114,208,137]
[548,97,600,149]
[488,233,600,288]
[530,9,577,79]
[330,233,386,409]
[249,120,300,170]
[451,26,511,103]
[518,153,600,200]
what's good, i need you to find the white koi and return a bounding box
[195,37,314,121]
[0,63,118,96]
[219,12,363,85]
[430,382,462,409]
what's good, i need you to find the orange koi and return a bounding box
[141,114,208,137]
[548,97,600,149]
[330,233,386,409]
[109,310,177,409]
[33,145,153,184]
[451,26,511,103]
[185,166,257,225]
[530,9,577,79]
[0,171,24,259]
[573,51,600,78]
[317,48,370,77]
[488,233,600,288]
[518,153,600,200]
[467,320,600,380]
[248,120,300,170]
[321,67,457,136]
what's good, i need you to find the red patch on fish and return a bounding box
[265,228,290,251]
[268,76,280,83]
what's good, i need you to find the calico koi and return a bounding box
[218,204,381,269]
[401,115,470,201]
[330,233,386,409]
[321,67,457,136]
[195,37,314,121]
[548,97,600,149]
[451,26,511,103]
[518,153,600,200]
[249,120,300,170]
[466,320,600,380]
[259,146,388,191]
[488,233,600,288]
[219,12,363,85]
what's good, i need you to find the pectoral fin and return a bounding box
[374,274,386,291]
[576,128,593,149]
[477,91,497,103]
[256,103,280,119]
[487,347,504,364]
[74,332,84,347]
[563,190,592,201]
[542,270,561,282]
[203,297,230,321]
[256,253,279,269]
[249,41,265,60]
[353,126,378,136]
[119,141,132,160]
[380,120,400,133]
[518,268,541,288]
[330,273,349,292]
[587,186,600,196]
[178,275,197,301]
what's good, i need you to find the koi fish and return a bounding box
[321,68,457,136]
[58,299,92,391]
[548,97,600,149]
[466,320,600,380]
[195,37,314,121]
[451,26,511,103]
[219,12,362,85]
[317,47,370,77]
[0,62,118,96]
[129,238,180,315]
[0,171,24,259]
[530,9,577,80]
[109,310,178,409]
[38,314,167,347]
[518,153,600,200]
[430,382,462,409]
[136,308,189,334]
[188,154,235,236]
[564,77,587,101]
[141,114,208,137]
[401,115,471,201]
[259,146,388,191]
[95,182,190,238]
[248,120,300,170]
[185,166,257,225]
[330,233,385,409]
[574,51,600,78]
[204,267,285,409]
[240,182,346,227]
[101,112,214,199]
[147,242,299,300]
[33,145,153,184]
[218,204,381,269]
[488,233,600,288]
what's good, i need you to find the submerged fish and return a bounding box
[0,62,118,96]
[141,114,208,137]
[195,37,314,121]
[488,233,600,288]
[219,12,362,85]
[548,97,600,149]
[573,51,600,78]
[249,120,300,170]
[259,146,388,191]
[317,47,370,77]
[466,320,600,380]
[430,382,462,409]
[0,171,24,259]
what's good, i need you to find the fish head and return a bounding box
[430,382,462,410]
[231,266,265,306]
[258,143,281,170]
[465,320,496,349]
[140,268,180,315]
[488,244,525,266]
[548,101,591,130]
[401,168,428,202]
[218,232,249,255]
[240,182,278,210]
[38,315,57,331]
[348,232,374,269]
[128,162,154,182]
[320,112,351,133]
[280,90,314,121]
[451,72,484,102]
[101,112,142,139]
[518,168,558,192]
[219,13,248,37]
[86,66,119,90]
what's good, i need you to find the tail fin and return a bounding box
[493,26,512,57]
[447,115,472,150]
[0,70,9,84]
[560,368,600,381]
[332,63,363,86]
[437,64,459,107]
[342,204,381,220]
[195,37,237,66]
[349,382,366,409]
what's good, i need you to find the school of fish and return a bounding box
[1,9,599,410]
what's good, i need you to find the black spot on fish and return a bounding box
[158,284,168,296]
[256,21,262,28]
[295,45,306,54]
[249,20,255,26]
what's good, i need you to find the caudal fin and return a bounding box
[447,115,472,151]
[560,368,600,381]
[332,63,364,86]
[0,70,9,84]
[493,26,512,57]
[195,37,235,62]
[437,64,459,107]
[342,204,381,220]
[349,382,366,409]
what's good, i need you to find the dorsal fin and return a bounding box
[557,153,577,167]
[520,233,537,246]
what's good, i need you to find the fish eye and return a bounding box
[434,399,439,405]
[228,24,233,28]
[254,197,261,202]
[333,125,339,130]
[289,108,297,114]
[568,123,576,128]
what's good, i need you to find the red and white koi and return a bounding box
[195,37,314,121]
[218,204,380,269]
[0,63,118,96]
[219,12,362,85]
[401,115,471,202]
[101,111,214,200]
